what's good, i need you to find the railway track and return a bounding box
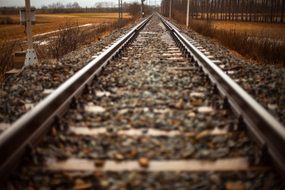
[0,14,284,189]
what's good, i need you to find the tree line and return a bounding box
[0,2,154,17]
[0,6,118,15]
[0,2,131,14]
[161,0,285,23]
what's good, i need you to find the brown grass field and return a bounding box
[186,19,285,65]
[0,13,131,41]
[211,21,285,39]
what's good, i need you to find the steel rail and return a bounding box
[159,14,285,177]
[0,15,152,180]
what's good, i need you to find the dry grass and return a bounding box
[0,13,131,41]
[171,10,285,65]
[212,21,285,40]
[189,20,285,65]
[0,13,135,82]
[49,22,82,58]
[35,18,132,60]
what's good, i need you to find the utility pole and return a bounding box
[24,0,37,66]
[169,0,172,19]
[186,0,190,27]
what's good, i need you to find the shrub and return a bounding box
[0,40,18,81]
[36,18,133,60]
[50,22,82,59]
[0,17,18,25]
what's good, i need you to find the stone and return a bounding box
[85,104,106,114]
[197,106,214,113]
[94,160,105,168]
[114,153,124,161]
[175,99,184,109]
[190,92,205,99]
[182,144,195,158]
[188,111,196,118]
[267,104,278,110]
[138,157,149,168]
[225,181,245,190]
[195,130,210,140]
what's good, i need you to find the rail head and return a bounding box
[158,14,285,177]
[0,15,152,180]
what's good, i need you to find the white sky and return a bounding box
[0,0,161,8]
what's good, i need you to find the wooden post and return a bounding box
[169,0,172,18]
[141,0,145,18]
[24,0,37,66]
[186,0,190,27]
[121,0,122,20]
[118,0,120,20]
[25,0,32,49]
[121,0,123,20]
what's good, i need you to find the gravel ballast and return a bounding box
[2,15,283,189]
[178,23,285,125]
[0,21,138,131]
